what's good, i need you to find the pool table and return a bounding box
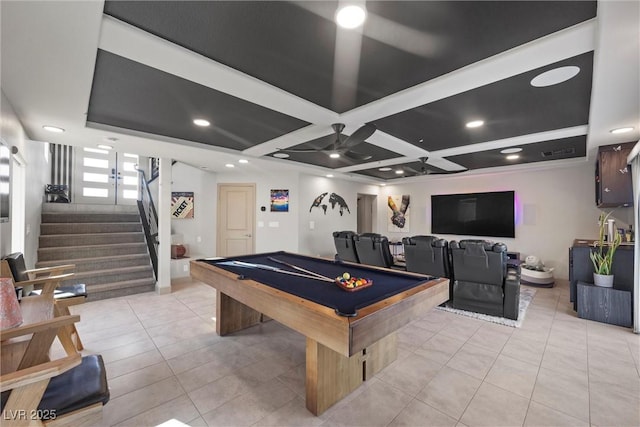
[190,251,449,415]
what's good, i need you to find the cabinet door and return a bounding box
[598,143,633,207]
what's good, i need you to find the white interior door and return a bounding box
[217,184,255,257]
[74,147,139,205]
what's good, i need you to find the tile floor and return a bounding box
[56,278,640,427]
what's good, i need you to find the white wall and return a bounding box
[298,174,379,258]
[166,156,634,281]
[0,90,48,267]
[171,163,217,257]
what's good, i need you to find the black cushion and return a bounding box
[39,355,110,418]
[3,252,30,282]
[1,355,109,419]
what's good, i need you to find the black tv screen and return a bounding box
[431,191,515,238]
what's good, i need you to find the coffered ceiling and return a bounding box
[2,1,639,182]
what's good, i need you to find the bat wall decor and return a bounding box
[309,192,350,216]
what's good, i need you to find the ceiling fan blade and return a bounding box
[343,150,372,161]
[402,166,423,176]
[276,148,322,154]
[343,123,376,149]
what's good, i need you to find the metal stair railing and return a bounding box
[136,168,158,278]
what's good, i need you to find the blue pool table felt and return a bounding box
[201,251,434,316]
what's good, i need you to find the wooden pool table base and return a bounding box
[191,256,449,415]
[217,289,397,415]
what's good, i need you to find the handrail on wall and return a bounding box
[136,168,158,278]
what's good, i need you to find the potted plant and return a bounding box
[590,212,622,287]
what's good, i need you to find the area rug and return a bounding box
[436,287,536,328]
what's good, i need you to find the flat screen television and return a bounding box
[431,191,515,238]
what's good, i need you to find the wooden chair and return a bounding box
[1,253,86,351]
[0,315,110,427]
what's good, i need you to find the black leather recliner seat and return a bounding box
[450,240,520,320]
[402,235,450,277]
[353,233,395,268]
[332,231,360,263]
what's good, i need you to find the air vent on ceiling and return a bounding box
[540,147,576,157]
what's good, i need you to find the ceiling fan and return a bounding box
[403,157,468,176]
[277,123,376,161]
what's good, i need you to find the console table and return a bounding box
[577,281,632,327]
[568,239,634,310]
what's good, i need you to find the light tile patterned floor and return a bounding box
[56,279,640,426]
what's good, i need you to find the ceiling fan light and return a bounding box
[193,118,210,127]
[465,120,484,128]
[610,127,634,134]
[329,152,340,159]
[336,5,366,29]
[500,147,523,154]
[506,154,520,160]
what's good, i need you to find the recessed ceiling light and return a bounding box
[466,120,484,128]
[329,153,341,159]
[530,66,580,87]
[379,167,392,172]
[418,139,424,143]
[500,147,523,154]
[238,159,249,164]
[273,152,290,159]
[506,154,520,160]
[395,169,404,175]
[225,163,234,168]
[326,174,334,178]
[336,5,366,29]
[193,119,210,127]
[380,183,386,186]
[97,144,113,150]
[610,127,634,134]
[43,125,64,133]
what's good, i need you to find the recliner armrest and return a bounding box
[503,273,520,320]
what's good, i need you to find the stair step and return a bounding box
[38,242,148,261]
[42,213,141,223]
[62,265,154,286]
[36,254,151,272]
[39,232,145,248]
[42,203,139,214]
[86,278,156,301]
[40,222,143,235]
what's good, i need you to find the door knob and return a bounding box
[244,234,252,237]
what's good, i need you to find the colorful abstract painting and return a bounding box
[271,189,289,212]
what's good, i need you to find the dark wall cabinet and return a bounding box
[595,142,634,207]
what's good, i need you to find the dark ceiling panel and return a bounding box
[354,160,453,180]
[445,135,587,170]
[87,50,309,150]
[372,53,593,152]
[104,1,596,113]
[269,134,401,169]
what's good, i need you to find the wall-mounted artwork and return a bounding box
[171,192,194,219]
[388,195,410,231]
[309,192,350,216]
[270,189,289,212]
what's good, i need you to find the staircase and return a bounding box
[37,204,156,301]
